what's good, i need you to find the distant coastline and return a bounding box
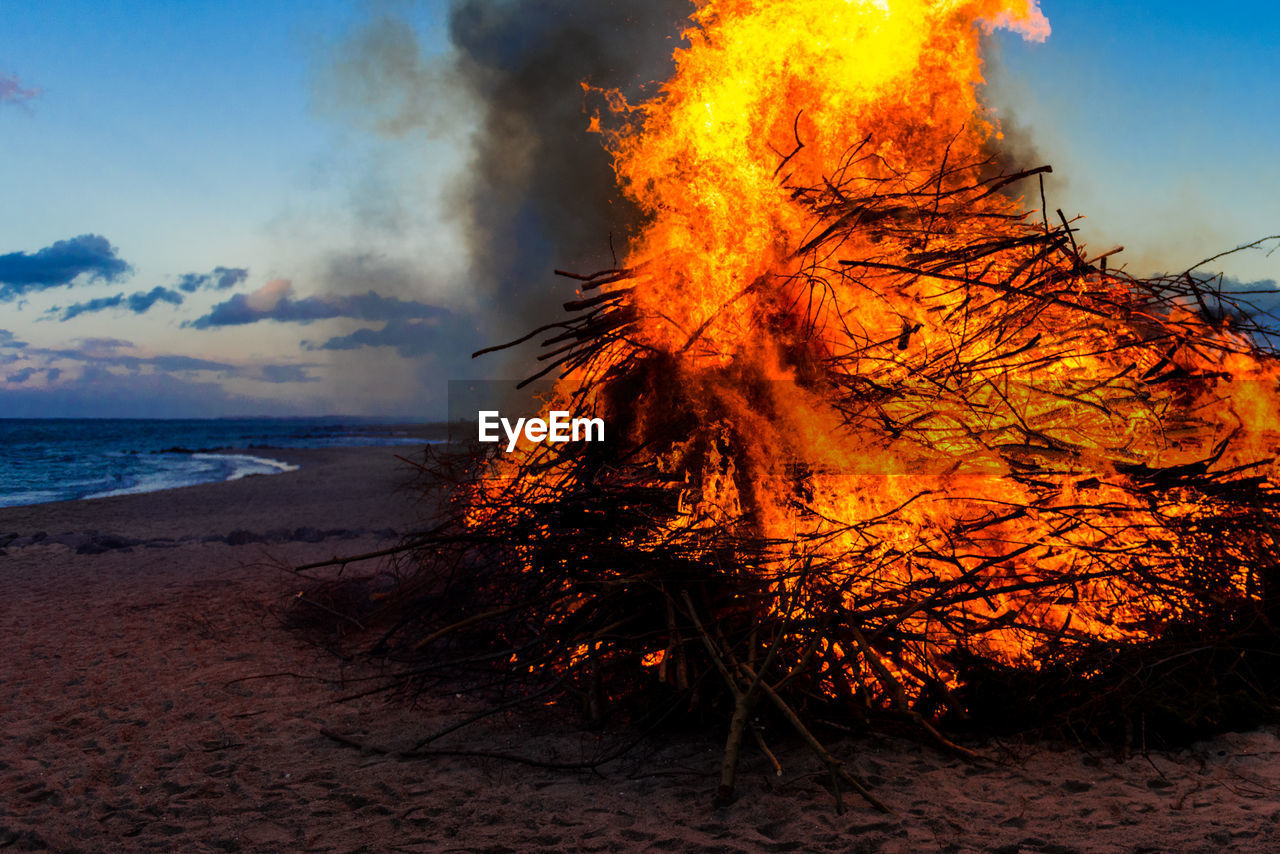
[0,417,450,509]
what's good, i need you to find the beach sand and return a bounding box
[3,445,1279,853]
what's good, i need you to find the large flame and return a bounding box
[608,0,1047,357]
[466,0,1280,707]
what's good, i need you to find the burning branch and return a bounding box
[305,0,1280,812]
[341,158,1280,810]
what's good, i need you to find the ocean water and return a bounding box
[0,418,441,508]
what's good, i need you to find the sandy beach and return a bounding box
[3,445,1280,853]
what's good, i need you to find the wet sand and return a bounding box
[2,446,1278,852]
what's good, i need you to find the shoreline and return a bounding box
[0,417,455,512]
[0,446,425,546]
[2,442,445,512]
[3,446,1280,852]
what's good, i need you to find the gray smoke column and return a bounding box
[328,1,693,358]
[977,34,1057,201]
[325,6,1043,345]
[447,1,691,338]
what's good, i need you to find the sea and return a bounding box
[0,418,443,509]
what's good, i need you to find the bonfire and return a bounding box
[319,0,1280,810]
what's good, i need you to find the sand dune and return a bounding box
[2,446,1277,852]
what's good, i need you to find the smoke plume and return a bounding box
[326,1,693,355]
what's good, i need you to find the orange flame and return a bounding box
[471,0,1280,705]
[605,0,1046,357]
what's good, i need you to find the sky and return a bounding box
[0,0,1276,419]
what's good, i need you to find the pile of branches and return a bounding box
[308,151,1280,810]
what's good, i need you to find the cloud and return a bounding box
[1186,275,1280,343]
[52,286,184,321]
[139,354,240,373]
[56,294,122,321]
[0,72,40,107]
[260,364,318,384]
[12,335,282,379]
[128,286,184,313]
[245,278,293,312]
[80,343,318,385]
[0,322,454,417]
[176,274,203,292]
[55,294,121,320]
[187,279,454,329]
[304,317,445,358]
[0,315,461,416]
[0,235,131,299]
[0,366,316,419]
[33,341,225,373]
[319,252,438,300]
[321,2,689,345]
[0,329,28,349]
[73,337,133,355]
[176,266,250,293]
[1216,276,1279,312]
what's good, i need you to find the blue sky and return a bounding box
[0,1,1276,418]
[990,1,1280,284]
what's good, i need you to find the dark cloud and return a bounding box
[0,72,41,107]
[1181,274,1280,341]
[303,317,444,358]
[0,368,316,419]
[176,266,250,293]
[320,253,435,300]
[0,235,131,299]
[0,329,28,349]
[53,286,184,321]
[260,364,318,384]
[0,327,446,418]
[73,337,133,354]
[0,334,327,416]
[13,335,311,381]
[55,350,320,384]
[141,354,238,373]
[32,343,230,375]
[11,337,317,381]
[1216,275,1279,303]
[127,286,184,313]
[187,280,454,329]
[341,290,452,321]
[57,294,122,321]
[190,294,332,328]
[325,1,691,346]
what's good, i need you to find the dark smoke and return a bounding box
[977,33,1061,203]
[326,4,1055,393]
[444,1,691,336]
[327,1,692,359]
